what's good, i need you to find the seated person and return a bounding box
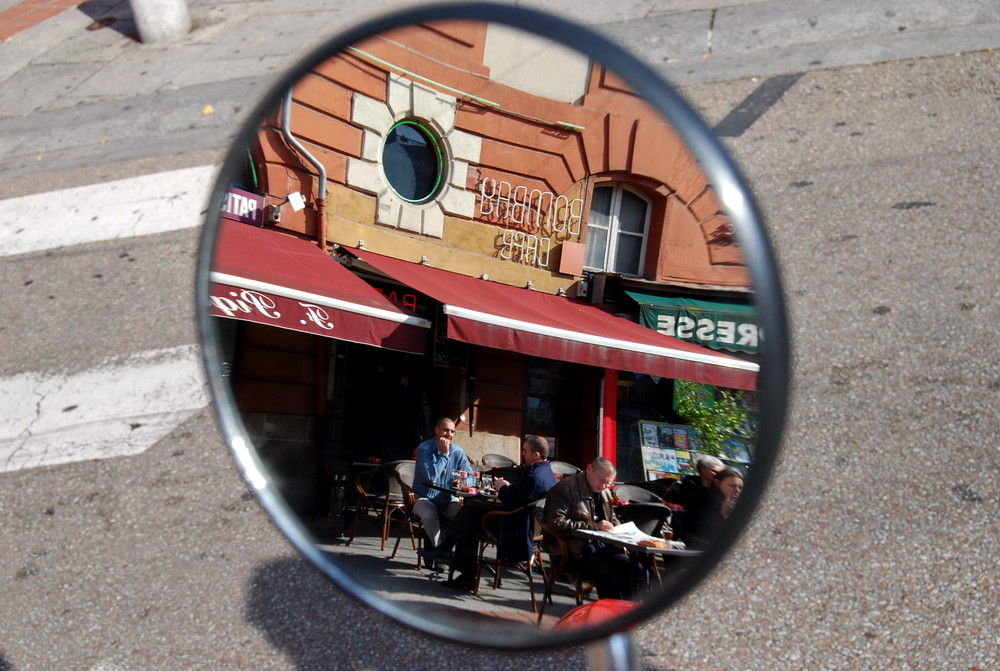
[412,417,471,558]
[543,457,644,601]
[685,468,744,550]
[442,435,557,590]
[666,455,724,543]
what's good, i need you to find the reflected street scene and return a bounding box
[205,17,764,634]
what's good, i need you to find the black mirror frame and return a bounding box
[195,1,791,651]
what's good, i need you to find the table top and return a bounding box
[424,482,500,500]
[573,525,702,557]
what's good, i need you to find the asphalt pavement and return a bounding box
[1,1,998,670]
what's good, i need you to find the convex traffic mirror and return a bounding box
[197,2,789,657]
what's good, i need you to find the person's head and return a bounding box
[433,417,456,452]
[696,455,725,486]
[585,457,617,493]
[715,468,744,500]
[520,435,549,464]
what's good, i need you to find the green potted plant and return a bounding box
[674,380,754,460]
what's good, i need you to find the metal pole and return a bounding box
[128,0,191,45]
[586,632,641,671]
[282,88,329,250]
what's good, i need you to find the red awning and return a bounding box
[342,248,759,390]
[209,222,430,354]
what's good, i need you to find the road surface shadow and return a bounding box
[245,556,587,671]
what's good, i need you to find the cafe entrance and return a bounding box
[337,340,431,464]
[523,356,601,465]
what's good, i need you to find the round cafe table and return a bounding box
[423,482,500,501]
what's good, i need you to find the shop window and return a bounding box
[584,184,651,276]
[381,120,444,204]
[525,359,564,436]
[524,357,600,464]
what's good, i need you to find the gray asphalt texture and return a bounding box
[1,1,997,670]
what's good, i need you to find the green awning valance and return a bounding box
[625,292,761,355]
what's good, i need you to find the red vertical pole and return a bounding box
[602,369,618,465]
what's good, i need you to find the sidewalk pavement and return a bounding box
[1,0,997,197]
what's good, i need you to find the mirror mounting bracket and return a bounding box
[586,633,641,671]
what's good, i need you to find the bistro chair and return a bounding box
[318,456,351,522]
[530,497,546,574]
[610,484,674,587]
[536,512,595,624]
[612,484,672,538]
[481,453,520,486]
[389,460,428,569]
[474,500,545,612]
[612,483,666,504]
[345,460,410,550]
[617,503,671,539]
[549,460,582,480]
[350,459,416,551]
[481,453,516,469]
[344,462,381,544]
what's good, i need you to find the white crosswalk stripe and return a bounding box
[1,167,218,472]
[0,164,216,258]
[0,345,208,473]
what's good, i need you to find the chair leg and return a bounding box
[408,519,418,550]
[345,493,376,545]
[391,518,423,569]
[537,577,552,623]
[380,503,392,551]
[537,558,560,624]
[382,505,417,553]
[491,553,504,590]
[413,525,423,570]
[390,528,403,559]
[473,540,486,595]
[346,508,361,545]
[525,561,537,613]
[574,579,596,605]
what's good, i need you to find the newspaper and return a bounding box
[583,521,689,551]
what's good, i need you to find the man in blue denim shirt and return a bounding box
[413,417,472,556]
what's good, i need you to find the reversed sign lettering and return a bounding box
[499,229,550,268]
[479,178,582,236]
[209,284,335,334]
[655,314,761,354]
[479,178,582,270]
[220,187,265,227]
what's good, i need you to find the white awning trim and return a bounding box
[444,304,759,372]
[211,271,432,328]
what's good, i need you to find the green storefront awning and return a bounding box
[625,292,761,355]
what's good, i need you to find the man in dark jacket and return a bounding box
[666,455,724,543]
[543,457,641,600]
[442,435,556,590]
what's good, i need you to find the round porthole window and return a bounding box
[381,120,444,203]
